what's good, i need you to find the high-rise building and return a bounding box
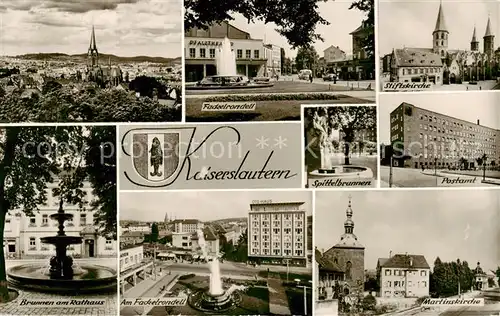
[389,102,500,169]
[248,201,307,266]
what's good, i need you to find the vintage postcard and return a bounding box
[119,123,302,190]
[314,190,500,315]
[184,0,375,122]
[379,92,500,188]
[119,190,312,315]
[379,0,500,92]
[303,105,378,188]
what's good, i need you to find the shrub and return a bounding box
[362,294,377,311]
[415,296,429,305]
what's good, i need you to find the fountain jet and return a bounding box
[216,37,237,76]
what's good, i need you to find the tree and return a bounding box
[296,47,319,73]
[42,80,63,95]
[349,0,374,59]
[283,57,292,75]
[496,266,500,283]
[185,0,330,49]
[0,126,117,302]
[151,222,159,243]
[305,106,377,165]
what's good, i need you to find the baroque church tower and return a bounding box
[432,1,448,58]
[88,25,99,68]
[471,26,479,51]
[483,17,495,58]
[323,195,365,295]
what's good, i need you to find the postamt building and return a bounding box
[3,180,117,259]
[185,21,268,82]
[248,201,308,267]
[389,102,500,169]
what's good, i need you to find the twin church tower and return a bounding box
[432,1,495,59]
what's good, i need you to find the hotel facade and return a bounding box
[389,102,500,169]
[3,180,117,259]
[184,21,272,82]
[248,201,308,267]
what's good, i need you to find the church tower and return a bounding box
[432,1,449,58]
[323,195,365,295]
[483,17,495,58]
[88,25,99,68]
[471,26,479,51]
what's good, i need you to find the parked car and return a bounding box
[298,69,312,80]
[322,73,337,81]
[197,75,249,87]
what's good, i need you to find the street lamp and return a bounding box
[434,157,438,176]
[483,158,487,181]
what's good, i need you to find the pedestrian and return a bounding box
[421,165,424,172]
[309,74,313,83]
[480,86,482,90]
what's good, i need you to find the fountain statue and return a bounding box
[6,201,117,294]
[308,109,373,180]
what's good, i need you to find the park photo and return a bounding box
[119,190,313,315]
[379,92,500,188]
[0,0,182,123]
[0,126,118,316]
[379,0,500,92]
[184,0,375,122]
[303,105,378,188]
[314,190,500,315]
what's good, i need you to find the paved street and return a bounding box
[440,303,500,315]
[380,166,498,187]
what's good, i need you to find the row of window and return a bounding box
[250,248,303,256]
[121,253,143,266]
[252,213,303,220]
[418,134,496,150]
[251,241,303,249]
[383,280,428,288]
[418,124,496,142]
[254,234,303,242]
[419,114,496,137]
[401,67,442,76]
[189,48,260,59]
[19,213,88,227]
[384,269,427,276]
[27,237,113,250]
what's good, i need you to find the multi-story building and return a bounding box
[120,231,146,248]
[184,21,268,81]
[389,102,500,169]
[172,232,194,249]
[376,253,430,298]
[323,45,347,64]
[191,226,220,257]
[120,244,145,273]
[3,180,117,259]
[126,223,151,233]
[248,201,307,266]
[264,44,282,77]
[171,219,204,233]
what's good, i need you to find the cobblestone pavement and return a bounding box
[0,290,117,316]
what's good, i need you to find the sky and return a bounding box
[0,0,182,57]
[229,0,366,59]
[379,92,500,144]
[315,190,500,271]
[120,190,313,222]
[379,0,500,55]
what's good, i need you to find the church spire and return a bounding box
[472,25,478,42]
[434,1,448,33]
[484,16,493,37]
[90,25,97,50]
[344,194,354,234]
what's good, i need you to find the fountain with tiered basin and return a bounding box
[186,37,274,90]
[7,202,116,294]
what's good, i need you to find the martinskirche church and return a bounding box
[390,2,499,85]
[86,26,123,88]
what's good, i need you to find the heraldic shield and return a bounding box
[132,132,180,182]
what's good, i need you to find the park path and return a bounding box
[267,272,292,315]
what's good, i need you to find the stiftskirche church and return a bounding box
[390,2,499,85]
[86,26,123,88]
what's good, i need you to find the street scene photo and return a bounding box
[0,126,118,315]
[379,0,500,92]
[0,0,182,123]
[184,0,375,122]
[314,190,500,316]
[303,105,377,188]
[380,92,500,188]
[119,190,313,315]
